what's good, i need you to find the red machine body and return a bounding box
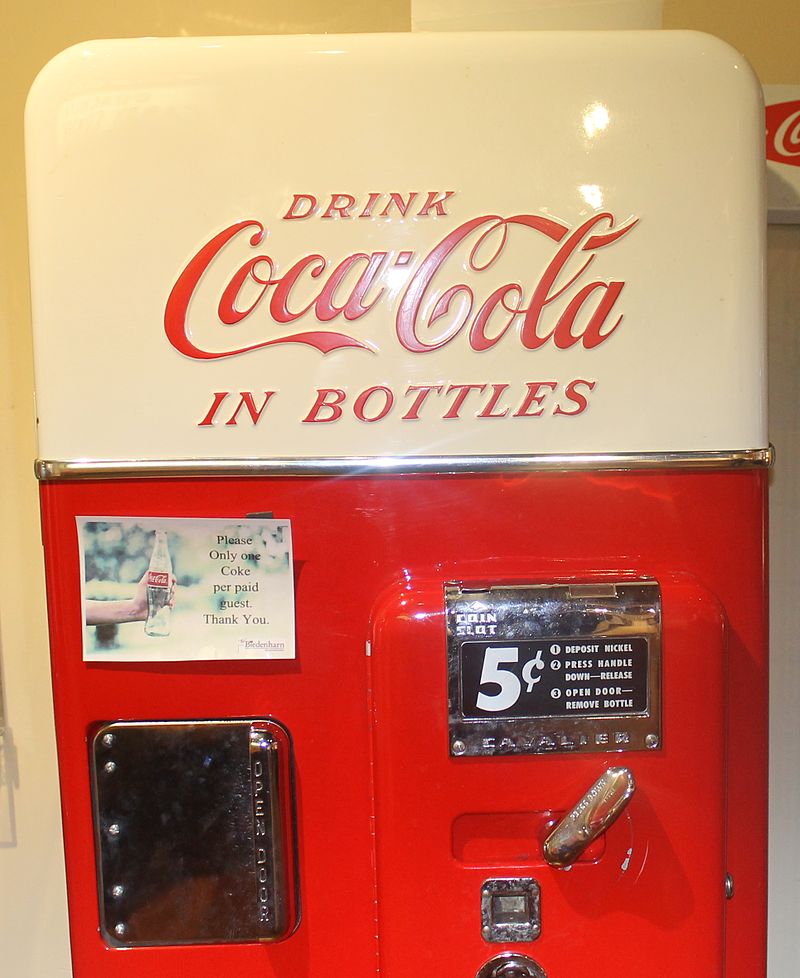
[40,469,767,977]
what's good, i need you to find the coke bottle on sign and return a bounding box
[145,530,172,637]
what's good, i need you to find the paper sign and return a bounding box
[77,517,295,662]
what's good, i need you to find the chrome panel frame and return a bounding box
[35,447,774,481]
[90,718,297,947]
[446,581,662,757]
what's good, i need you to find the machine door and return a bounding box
[89,719,298,948]
[369,578,726,978]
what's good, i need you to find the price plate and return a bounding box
[446,582,661,756]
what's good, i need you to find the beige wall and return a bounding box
[1,2,797,975]
[664,0,799,82]
[764,222,800,977]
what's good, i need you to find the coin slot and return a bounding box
[492,893,530,924]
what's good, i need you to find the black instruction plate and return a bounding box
[460,636,649,720]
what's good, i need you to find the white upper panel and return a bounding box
[26,31,767,462]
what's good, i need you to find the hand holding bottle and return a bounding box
[84,571,176,626]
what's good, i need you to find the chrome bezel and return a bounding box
[90,718,297,947]
[447,581,662,757]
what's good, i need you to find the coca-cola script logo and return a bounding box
[766,100,800,168]
[164,196,638,360]
[147,571,170,589]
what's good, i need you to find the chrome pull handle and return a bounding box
[543,766,635,868]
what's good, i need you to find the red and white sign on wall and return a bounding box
[765,85,800,223]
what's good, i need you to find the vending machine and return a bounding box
[26,30,768,978]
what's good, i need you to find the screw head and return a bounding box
[104,761,117,774]
[102,733,115,747]
[452,740,467,755]
[113,923,127,937]
[108,823,121,837]
[725,873,735,899]
[111,884,125,899]
[645,733,660,750]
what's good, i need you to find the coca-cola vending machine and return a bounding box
[26,30,768,978]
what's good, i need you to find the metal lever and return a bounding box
[543,766,635,868]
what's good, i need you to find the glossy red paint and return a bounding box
[371,576,726,976]
[39,469,767,978]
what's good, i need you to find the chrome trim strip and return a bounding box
[34,447,774,481]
